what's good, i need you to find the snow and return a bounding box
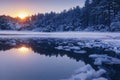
[50,32,120,55]
[73,50,86,54]
[0,31,119,54]
[55,46,63,50]
[56,43,120,56]
[69,46,80,50]
[62,64,107,80]
[92,78,107,80]
[89,54,120,65]
[55,45,87,54]
[0,31,120,54]
[0,31,119,39]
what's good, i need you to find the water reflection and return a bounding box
[0,38,119,80]
[17,46,32,55]
[0,38,85,62]
[0,38,86,80]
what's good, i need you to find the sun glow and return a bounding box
[18,12,28,19]
[18,46,32,54]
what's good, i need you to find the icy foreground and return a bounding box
[0,31,120,80]
[89,54,120,65]
[53,35,120,80]
[62,64,107,80]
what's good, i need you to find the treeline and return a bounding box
[0,0,120,32]
[82,0,120,31]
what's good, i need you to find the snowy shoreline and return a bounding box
[0,31,120,39]
[0,31,120,54]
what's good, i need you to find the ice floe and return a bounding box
[89,54,120,65]
[62,64,107,80]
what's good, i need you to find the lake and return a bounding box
[0,32,120,80]
[0,38,87,80]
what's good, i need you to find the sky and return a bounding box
[0,0,85,17]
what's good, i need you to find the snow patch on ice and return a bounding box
[73,50,86,54]
[55,45,87,54]
[55,38,120,55]
[89,54,120,65]
[62,64,107,80]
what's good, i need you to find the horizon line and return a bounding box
[0,5,83,18]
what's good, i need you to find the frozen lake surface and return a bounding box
[0,31,120,80]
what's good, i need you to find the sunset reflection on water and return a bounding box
[17,46,32,55]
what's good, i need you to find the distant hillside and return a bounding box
[0,0,120,32]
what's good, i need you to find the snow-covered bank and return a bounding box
[0,31,120,39]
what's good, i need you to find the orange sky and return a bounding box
[0,0,85,17]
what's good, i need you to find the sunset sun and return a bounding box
[18,13,28,19]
